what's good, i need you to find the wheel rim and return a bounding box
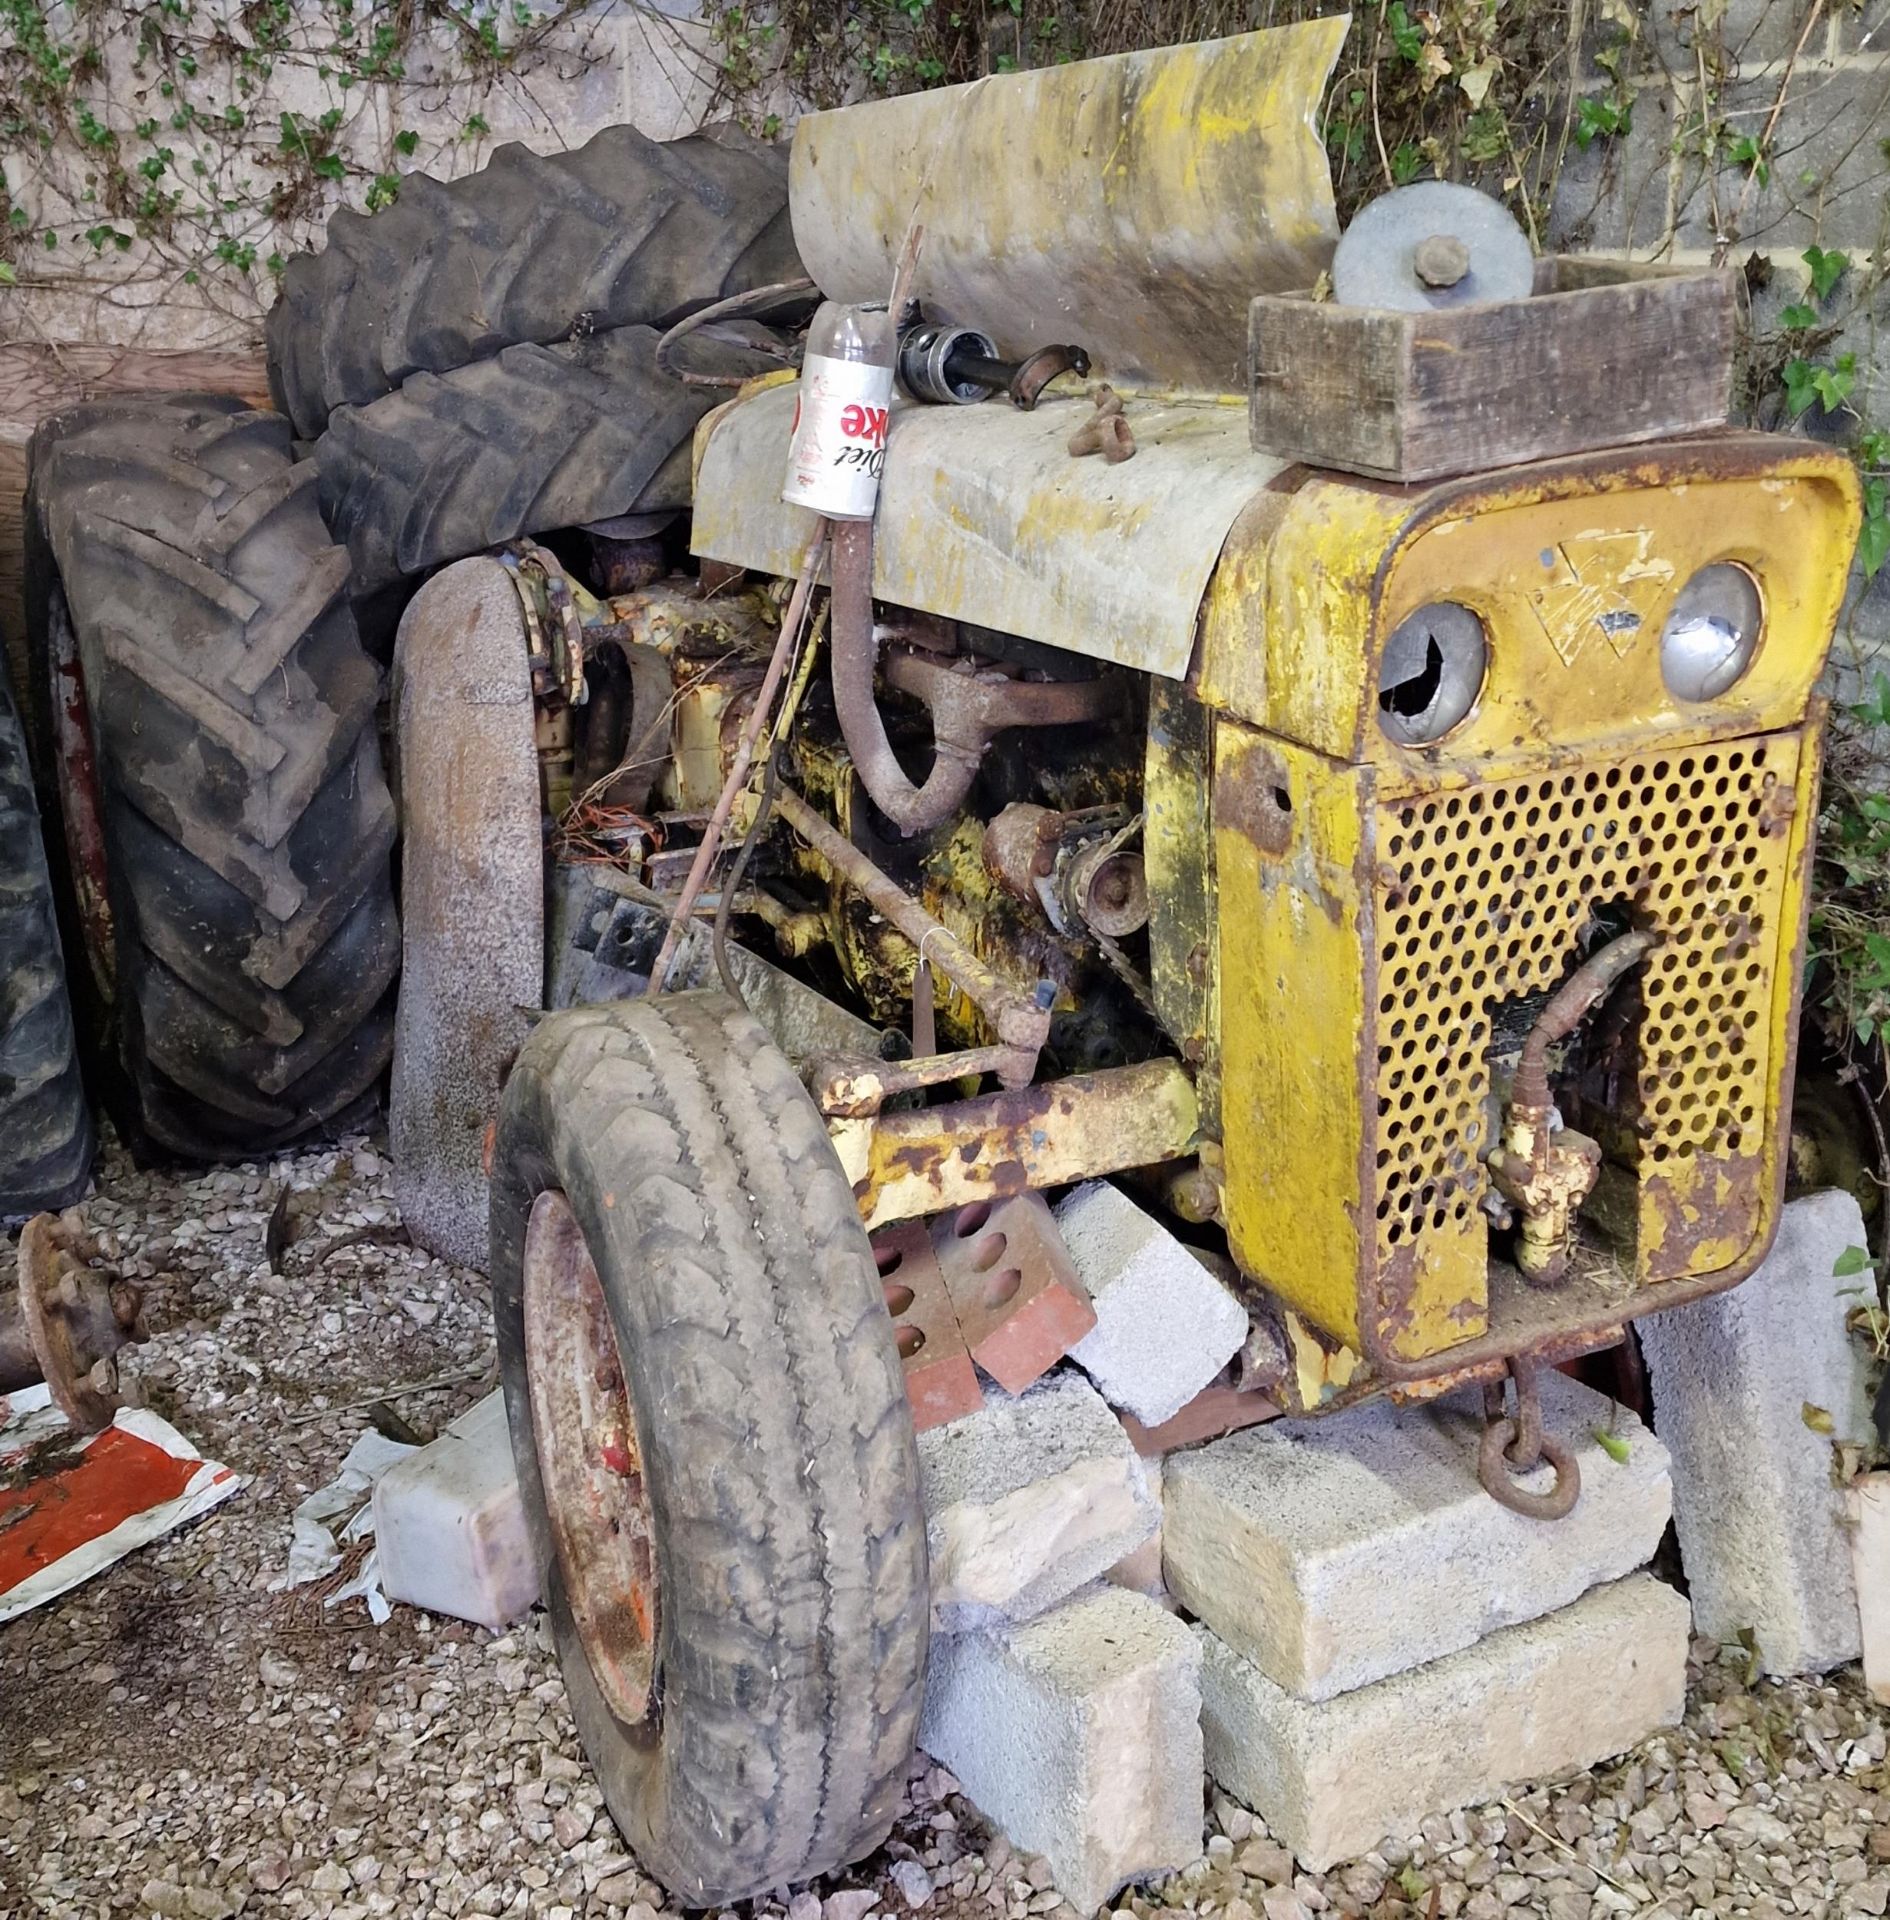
[46,588,115,1001]
[522,1188,660,1725]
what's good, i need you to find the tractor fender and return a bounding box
[389,558,544,1270]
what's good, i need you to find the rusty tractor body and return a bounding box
[367,23,1874,1897]
[416,23,1861,1428]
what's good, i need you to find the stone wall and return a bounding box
[0,0,726,353]
[1546,0,1890,675]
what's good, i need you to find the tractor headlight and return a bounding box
[1659,563,1762,703]
[1377,601,1488,745]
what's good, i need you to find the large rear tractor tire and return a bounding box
[24,396,399,1160]
[266,122,800,439]
[313,325,731,594]
[491,992,928,1903]
[0,664,92,1214]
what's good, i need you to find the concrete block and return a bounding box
[373,1391,537,1631]
[1106,1455,1167,1600]
[1056,1181,1250,1426]
[933,1193,1097,1395]
[1850,1473,1890,1705]
[1199,1574,1690,1872]
[919,1372,1158,1632]
[921,1587,1203,1912]
[1638,1188,1876,1674]
[1163,1371,1670,1700]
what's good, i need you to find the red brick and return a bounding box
[1118,1384,1280,1457]
[872,1220,983,1432]
[931,1193,1097,1395]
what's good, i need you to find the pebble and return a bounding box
[889,1861,934,1909]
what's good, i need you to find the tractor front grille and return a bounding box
[1372,731,1802,1291]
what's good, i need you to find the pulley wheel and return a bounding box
[1332,181,1535,312]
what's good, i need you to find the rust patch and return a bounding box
[1217,736,1296,858]
[1642,1147,1764,1277]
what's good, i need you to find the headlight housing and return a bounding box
[1660,562,1762,702]
[1377,601,1488,745]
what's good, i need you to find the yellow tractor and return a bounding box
[404,24,1857,1901]
[20,19,1862,1909]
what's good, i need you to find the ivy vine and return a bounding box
[0,0,603,334]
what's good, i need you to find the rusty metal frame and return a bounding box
[832,1058,1201,1231]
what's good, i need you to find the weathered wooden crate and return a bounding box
[1248,258,1738,483]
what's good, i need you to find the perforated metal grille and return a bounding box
[1371,733,1799,1280]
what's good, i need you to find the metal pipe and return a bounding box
[807,1044,1037,1118]
[649,530,827,991]
[772,782,1052,1055]
[1511,929,1659,1117]
[829,521,984,834]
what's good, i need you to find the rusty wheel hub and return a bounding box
[521,1190,660,1725]
[46,590,115,999]
[0,1211,147,1430]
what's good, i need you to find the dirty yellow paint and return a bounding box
[692,381,1294,680]
[1145,681,1219,1123]
[835,1061,1202,1230]
[786,20,1348,394]
[1200,435,1860,779]
[1286,1313,1363,1411]
[1211,721,1457,1353]
[1203,432,1857,1365]
[1634,715,1824,1277]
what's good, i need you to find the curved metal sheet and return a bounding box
[690,382,1293,679]
[788,20,1348,394]
[389,558,545,1271]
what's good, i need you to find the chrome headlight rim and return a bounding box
[1376,600,1490,748]
[1660,560,1765,704]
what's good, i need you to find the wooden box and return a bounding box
[1248,258,1737,483]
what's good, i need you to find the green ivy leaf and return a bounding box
[1574,95,1629,150]
[1778,302,1817,331]
[1814,352,1857,411]
[1805,244,1850,301]
[1387,2,1424,62]
[393,129,418,156]
[0,262,16,286]
[1863,506,1890,582]
[1834,1244,1872,1276]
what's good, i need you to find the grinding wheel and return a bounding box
[1332,181,1535,311]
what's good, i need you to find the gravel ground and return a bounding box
[3,1139,1889,1920]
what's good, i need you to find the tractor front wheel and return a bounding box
[490,991,928,1904]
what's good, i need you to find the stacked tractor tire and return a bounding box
[0,123,803,1206]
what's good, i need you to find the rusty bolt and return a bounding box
[1413,233,1471,289]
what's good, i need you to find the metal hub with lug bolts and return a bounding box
[0,1211,147,1431]
[521,1189,660,1726]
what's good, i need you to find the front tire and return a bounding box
[491,992,928,1904]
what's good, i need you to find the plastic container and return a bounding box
[372,1390,538,1631]
[782,300,896,520]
